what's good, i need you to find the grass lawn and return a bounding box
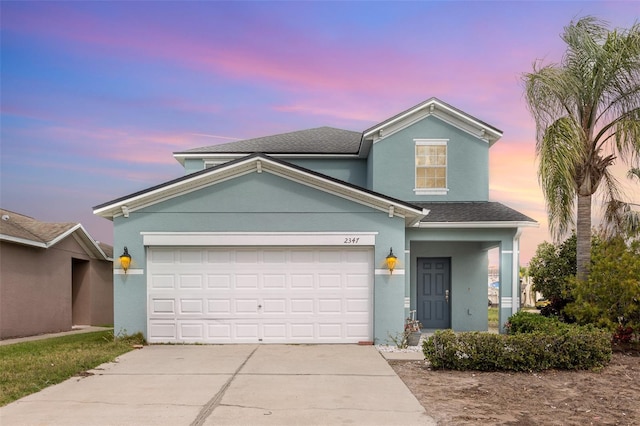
[0,330,140,406]
[488,307,499,329]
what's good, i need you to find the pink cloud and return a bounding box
[4,4,484,102]
[7,123,199,167]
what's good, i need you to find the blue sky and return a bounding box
[1,1,638,262]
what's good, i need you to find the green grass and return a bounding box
[488,307,499,328]
[0,330,142,406]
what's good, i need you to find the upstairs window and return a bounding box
[415,139,448,195]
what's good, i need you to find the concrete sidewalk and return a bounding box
[0,326,113,346]
[0,344,435,425]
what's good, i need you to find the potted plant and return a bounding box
[405,310,422,346]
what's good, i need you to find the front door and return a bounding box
[417,257,451,329]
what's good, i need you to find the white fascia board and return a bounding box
[417,221,538,229]
[70,225,112,260]
[0,234,47,248]
[142,231,378,246]
[93,158,257,218]
[99,169,253,219]
[407,209,430,227]
[174,152,361,166]
[430,102,502,141]
[364,102,434,138]
[364,99,502,144]
[261,160,424,219]
[1,225,110,261]
[46,224,111,260]
[46,224,82,247]
[94,155,425,222]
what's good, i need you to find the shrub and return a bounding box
[423,323,611,371]
[505,311,559,334]
[564,236,640,337]
[528,235,576,320]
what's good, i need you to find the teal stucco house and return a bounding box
[94,98,537,344]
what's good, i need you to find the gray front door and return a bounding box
[417,257,451,329]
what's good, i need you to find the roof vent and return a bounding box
[1,215,9,221]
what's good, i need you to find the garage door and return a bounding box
[147,246,373,344]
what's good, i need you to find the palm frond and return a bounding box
[536,117,583,239]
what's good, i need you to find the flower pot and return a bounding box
[407,331,421,346]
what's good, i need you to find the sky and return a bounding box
[1,1,639,265]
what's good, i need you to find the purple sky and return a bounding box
[1,1,638,263]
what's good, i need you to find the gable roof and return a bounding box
[174,127,363,165]
[363,97,503,146]
[94,153,429,226]
[174,98,502,163]
[412,202,537,228]
[0,208,112,260]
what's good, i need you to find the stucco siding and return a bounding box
[90,260,114,326]
[183,158,206,174]
[112,171,407,343]
[370,115,489,201]
[410,241,489,331]
[286,158,368,187]
[1,237,113,339]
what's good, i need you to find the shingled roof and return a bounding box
[0,208,112,259]
[413,202,536,224]
[0,209,76,244]
[177,126,362,155]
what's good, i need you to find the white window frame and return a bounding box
[414,139,449,195]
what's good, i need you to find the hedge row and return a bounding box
[422,314,611,371]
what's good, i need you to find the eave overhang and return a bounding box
[173,152,362,166]
[363,97,503,146]
[416,221,539,229]
[94,154,429,226]
[0,224,112,261]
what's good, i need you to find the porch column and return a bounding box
[404,247,411,315]
[498,229,523,332]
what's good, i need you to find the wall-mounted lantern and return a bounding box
[119,247,132,273]
[385,248,398,274]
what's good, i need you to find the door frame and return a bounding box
[416,257,451,329]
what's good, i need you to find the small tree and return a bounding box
[565,235,640,338]
[528,234,577,318]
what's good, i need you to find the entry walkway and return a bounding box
[0,344,435,425]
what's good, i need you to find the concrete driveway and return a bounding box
[1,344,435,425]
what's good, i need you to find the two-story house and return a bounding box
[94,98,537,344]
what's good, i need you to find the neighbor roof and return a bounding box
[177,127,362,155]
[0,208,112,260]
[413,202,537,227]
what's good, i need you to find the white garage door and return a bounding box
[147,246,373,344]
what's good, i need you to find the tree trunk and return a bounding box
[576,194,592,281]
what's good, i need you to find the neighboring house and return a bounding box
[0,209,113,339]
[94,98,537,344]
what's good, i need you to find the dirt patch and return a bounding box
[390,351,640,425]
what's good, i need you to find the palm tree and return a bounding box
[605,167,640,237]
[523,16,640,280]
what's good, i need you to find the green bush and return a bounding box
[423,323,611,371]
[565,236,640,337]
[505,311,560,334]
[528,235,576,320]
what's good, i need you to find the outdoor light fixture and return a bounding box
[119,247,131,273]
[385,248,398,274]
